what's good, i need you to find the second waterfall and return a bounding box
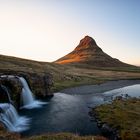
[19,77,46,109]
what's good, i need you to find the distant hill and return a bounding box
[55,36,134,68]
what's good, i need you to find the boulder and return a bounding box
[101,123,113,135]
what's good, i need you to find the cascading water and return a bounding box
[0,85,13,104]
[0,103,30,132]
[0,75,47,132]
[19,77,46,109]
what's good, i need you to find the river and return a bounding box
[20,80,140,137]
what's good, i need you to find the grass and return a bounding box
[0,123,21,140]
[0,125,107,140]
[1,54,140,92]
[52,76,105,91]
[25,133,107,140]
[94,98,140,140]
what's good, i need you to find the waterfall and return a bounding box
[0,85,13,104]
[0,103,30,132]
[19,77,46,109]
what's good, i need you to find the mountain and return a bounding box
[0,36,140,94]
[55,36,133,67]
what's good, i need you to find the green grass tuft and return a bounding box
[94,98,140,140]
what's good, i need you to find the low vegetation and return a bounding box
[94,98,140,140]
[1,55,140,92]
[26,133,107,140]
[0,124,21,140]
[0,125,107,140]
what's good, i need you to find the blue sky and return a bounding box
[0,0,140,65]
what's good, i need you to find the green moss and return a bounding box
[94,98,140,140]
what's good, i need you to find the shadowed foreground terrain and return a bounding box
[0,123,106,140]
[27,133,107,140]
[0,126,107,140]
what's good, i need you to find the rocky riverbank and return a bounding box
[89,107,120,140]
[90,98,140,140]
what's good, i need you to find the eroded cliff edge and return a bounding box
[0,71,53,108]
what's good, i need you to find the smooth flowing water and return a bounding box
[21,80,140,137]
[0,85,12,103]
[103,84,140,99]
[0,75,47,133]
[21,93,102,136]
[19,77,46,109]
[0,103,30,132]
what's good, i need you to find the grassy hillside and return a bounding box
[1,54,140,92]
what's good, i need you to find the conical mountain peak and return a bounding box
[79,35,97,46]
[55,36,131,67]
[75,36,98,51]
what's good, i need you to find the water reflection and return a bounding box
[21,83,140,137]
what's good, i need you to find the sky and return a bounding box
[0,0,140,66]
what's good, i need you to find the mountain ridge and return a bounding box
[55,36,133,67]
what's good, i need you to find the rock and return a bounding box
[0,75,22,108]
[97,120,103,128]
[0,72,53,108]
[44,74,54,96]
[115,96,123,100]
[101,123,113,135]
[21,73,53,98]
[77,35,97,48]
